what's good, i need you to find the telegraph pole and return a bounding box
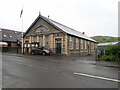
[20,6,24,54]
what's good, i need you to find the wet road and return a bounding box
[2,54,119,88]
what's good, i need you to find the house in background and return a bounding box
[0,28,22,53]
[23,15,97,56]
[97,42,120,55]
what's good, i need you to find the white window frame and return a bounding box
[81,39,84,49]
[35,26,49,33]
[69,36,73,50]
[28,44,30,48]
[92,43,95,50]
[85,40,87,49]
[35,44,38,48]
[76,38,79,49]
[91,42,94,50]
[24,44,27,47]
[31,44,35,47]
[87,41,90,49]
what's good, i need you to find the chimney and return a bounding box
[48,15,50,19]
[39,11,41,16]
[82,32,85,34]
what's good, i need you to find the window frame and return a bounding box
[81,39,84,49]
[76,38,79,50]
[35,26,49,33]
[69,36,73,50]
[84,40,87,49]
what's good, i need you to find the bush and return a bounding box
[100,55,117,61]
[99,45,120,61]
[105,45,120,55]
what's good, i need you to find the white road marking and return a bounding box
[15,62,48,70]
[74,72,120,83]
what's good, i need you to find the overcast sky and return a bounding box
[0,0,119,37]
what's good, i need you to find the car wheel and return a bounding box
[31,51,35,55]
[42,52,46,56]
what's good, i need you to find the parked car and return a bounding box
[31,47,52,55]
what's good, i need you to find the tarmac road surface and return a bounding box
[2,54,119,88]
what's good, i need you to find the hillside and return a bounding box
[91,36,120,43]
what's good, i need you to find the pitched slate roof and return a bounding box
[98,42,120,46]
[24,15,97,43]
[0,28,22,42]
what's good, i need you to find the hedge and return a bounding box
[100,45,120,61]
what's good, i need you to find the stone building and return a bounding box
[23,15,97,56]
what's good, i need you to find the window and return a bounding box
[34,36,37,42]
[87,41,90,49]
[39,36,42,46]
[90,42,94,50]
[55,33,59,37]
[9,35,12,38]
[3,34,7,37]
[85,40,87,49]
[24,44,27,47]
[45,35,49,48]
[93,43,95,49]
[31,44,35,47]
[35,26,48,33]
[81,39,84,49]
[92,43,95,50]
[76,38,79,49]
[69,36,73,49]
[26,36,29,39]
[14,31,17,34]
[88,41,90,45]
[28,44,30,47]
[35,44,38,48]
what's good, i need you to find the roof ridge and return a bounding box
[0,28,22,32]
[24,15,96,42]
[41,15,96,42]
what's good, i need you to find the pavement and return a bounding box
[2,53,120,68]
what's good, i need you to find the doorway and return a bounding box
[55,38,61,54]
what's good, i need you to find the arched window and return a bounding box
[35,26,48,33]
